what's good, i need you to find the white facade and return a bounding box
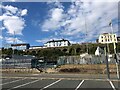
[95,46,104,56]
[29,46,43,49]
[44,39,70,47]
[11,44,30,50]
[98,33,117,44]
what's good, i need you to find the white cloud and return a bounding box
[39,1,119,44]
[4,37,25,43]
[42,3,64,31]
[0,27,5,31]
[21,9,28,16]
[1,0,17,2]
[59,1,118,42]
[0,36,3,39]
[10,0,16,2]
[2,5,18,14]
[36,37,61,43]
[51,8,63,21]
[0,5,27,35]
[3,16,25,35]
[36,38,50,43]
[80,0,119,2]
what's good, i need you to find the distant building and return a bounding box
[11,43,30,50]
[95,46,104,56]
[117,37,120,42]
[44,39,70,47]
[98,33,117,44]
[29,46,43,49]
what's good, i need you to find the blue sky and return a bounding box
[0,0,119,47]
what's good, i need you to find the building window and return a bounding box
[105,39,107,42]
[110,35,112,38]
[59,42,61,46]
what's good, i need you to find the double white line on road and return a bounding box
[40,79,62,90]
[75,80,85,90]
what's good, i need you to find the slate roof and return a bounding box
[46,39,70,43]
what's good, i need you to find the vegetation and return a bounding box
[1,42,120,61]
[58,64,116,74]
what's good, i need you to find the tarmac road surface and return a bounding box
[0,73,119,90]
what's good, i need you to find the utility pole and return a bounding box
[109,20,120,79]
[104,46,110,79]
[107,43,110,54]
[13,31,15,68]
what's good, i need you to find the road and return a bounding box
[0,73,119,90]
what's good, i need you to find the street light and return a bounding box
[109,20,120,79]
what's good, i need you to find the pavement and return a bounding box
[0,73,120,90]
[1,73,119,80]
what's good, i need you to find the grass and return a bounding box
[1,64,117,74]
[58,64,117,74]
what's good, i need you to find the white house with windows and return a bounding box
[98,33,117,44]
[11,43,30,50]
[44,39,70,47]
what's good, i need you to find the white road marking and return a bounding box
[40,79,61,90]
[75,80,85,90]
[7,79,39,90]
[0,78,26,85]
[109,80,116,90]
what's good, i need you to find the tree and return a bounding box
[76,48,81,55]
[2,48,13,55]
[31,51,37,56]
[69,47,75,55]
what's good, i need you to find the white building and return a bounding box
[44,39,70,47]
[11,43,30,50]
[29,46,43,49]
[95,46,104,56]
[98,33,117,44]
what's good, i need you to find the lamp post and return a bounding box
[109,21,120,79]
[83,10,89,54]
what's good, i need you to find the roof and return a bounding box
[101,33,116,36]
[102,33,109,35]
[47,39,69,43]
[11,43,30,46]
[46,39,70,43]
[30,46,43,47]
